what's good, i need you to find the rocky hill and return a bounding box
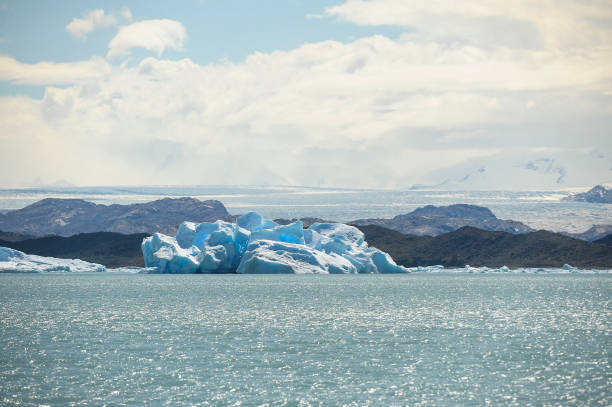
[0,197,231,237]
[356,225,612,268]
[594,234,612,246]
[351,204,533,236]
[563,185,612,203]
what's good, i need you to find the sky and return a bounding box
[0,0,611,189]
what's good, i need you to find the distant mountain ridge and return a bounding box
[350,204,533,236]
[563,185,612,203]
[0,197,231,237]
[0,198,609,246]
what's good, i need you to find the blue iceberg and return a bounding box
[141,212,408,274]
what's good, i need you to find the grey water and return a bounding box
[1,273,610,406]
[1,185,611,233]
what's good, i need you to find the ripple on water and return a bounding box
[0,273,610,406]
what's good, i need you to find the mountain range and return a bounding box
[0,197,611,269]
[0,197,231,237]
[562,185,612,204]
[350,204,534,236]
[1,198,610,242]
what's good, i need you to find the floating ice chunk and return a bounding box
[176,221,197,248]
[236,239,356,274]
[236,211,277,232]
[0,247,105,273]
[412,265,612,273]
[250,221,305,245]
[370,250,410,273]
[143,219,253,273]
[141,233,201,273]
[309,222,365,249]
[309,222,406,273]
[141,213,408,274]
[562,263,579,273]
[236,211,263,231]
[107,266,154,273]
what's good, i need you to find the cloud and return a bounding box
[0,55,111,85]
[120,7,133,21]
[107,19,187,58]
[2,31,611,188]
[66,9,116,40]
[325,0,612,51]
[1,3,611,188]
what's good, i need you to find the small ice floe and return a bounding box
[409,265,445,273]
[106,266,157,274]
[0,247,106,273]
[414,264,612,274]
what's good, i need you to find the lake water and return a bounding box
[1,186,611,233]
[1,273,610,406]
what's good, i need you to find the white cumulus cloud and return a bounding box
[1,2,611,188]
[107,19,187,58]
[1,31,610,188]
[325,0,612,51]
[0,55,111,85]
[66,9,117,40]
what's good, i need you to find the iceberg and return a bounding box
[141,212,408,274]
[0,247,106,273]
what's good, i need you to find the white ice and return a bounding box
[407,264,611,274]
[0,247,106,273]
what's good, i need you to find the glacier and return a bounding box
[0,247,106,273]
[141,212,408,274]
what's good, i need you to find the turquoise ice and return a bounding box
[141,212,407,274]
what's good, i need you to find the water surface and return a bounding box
[1,273,610,405]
